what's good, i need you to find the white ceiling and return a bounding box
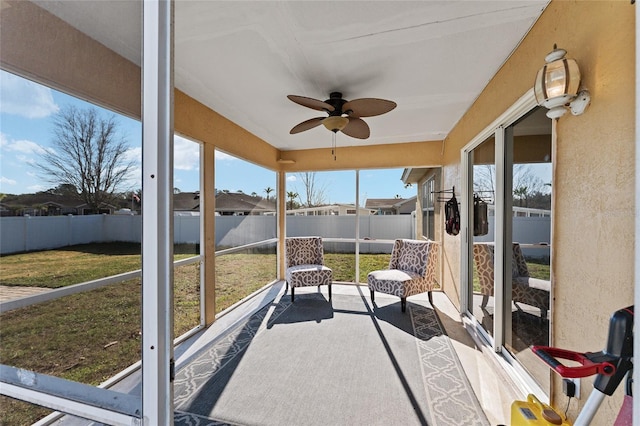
[34,1,549,151]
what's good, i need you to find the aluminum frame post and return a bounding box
[142,0,174,424]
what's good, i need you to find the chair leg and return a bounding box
[285,280,288,293]
[291,286,295,303]
[428,291,433,307]
[481,294,489,308]
[401,297,406,313]
[328,284,332,301]
[370,289,375,303]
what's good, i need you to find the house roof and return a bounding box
[214,192,276,213]
[173,192,200,211]
[31,1,550,152]
[365,196,416,212]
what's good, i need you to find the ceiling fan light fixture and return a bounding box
[322,116,349,133]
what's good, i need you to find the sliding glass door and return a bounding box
[505,108,552,391]
[464,101,552,394]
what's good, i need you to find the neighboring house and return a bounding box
[173,192,200,215]
[214,192,275,216]
[0,193,108,216]
[365,197,416,215]
[286,204,374,216]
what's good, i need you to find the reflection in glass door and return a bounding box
[466,106,552,394]
[505,108,552,391]
[470,136,496,340]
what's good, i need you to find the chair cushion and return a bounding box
[368,269,421,298]
[286,264,332,288]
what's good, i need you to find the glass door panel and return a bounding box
[505,108,552,391]
[470,135,496,339]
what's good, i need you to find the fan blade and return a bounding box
[290,117,325,134]
[343,98,396,118]
[341,117,370,139]
[287,95,335,112]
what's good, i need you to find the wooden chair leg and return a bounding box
[428,291,433,307]
[370,289,375,303]
[328,284,332,301]
[291,286,295,303]
[401,297,406,313]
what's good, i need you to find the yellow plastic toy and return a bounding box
[511,394,571,425]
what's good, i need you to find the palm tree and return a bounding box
[286,191,299,210]
[264,186,274,201]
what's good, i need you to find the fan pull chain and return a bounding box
[332,132,337,160]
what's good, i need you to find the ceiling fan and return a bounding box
[287,92,397,139]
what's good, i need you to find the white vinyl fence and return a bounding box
[0,215,414,255]
[0,214,550,256]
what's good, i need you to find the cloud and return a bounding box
[286,175,297,182]
[0,71,59,118]
[27,184,46,192]
[174,135,200,170]
[215,150,236,161]
[2,138,49,155]
[16,154,36,165]
[0,176,16,185]
[123,146,142,163]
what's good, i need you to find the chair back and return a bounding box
[389,239,432,277]
[473,242,530,291]
[285,237,324,267]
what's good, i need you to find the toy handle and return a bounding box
[531,346,616,378]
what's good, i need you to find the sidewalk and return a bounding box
[0,285,50,303]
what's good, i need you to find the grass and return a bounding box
[0,244,457,424]
[471,257,550,292]
[0,243,198,288]
[0,243,274,425]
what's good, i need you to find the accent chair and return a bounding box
[285,236,333,302]
[367,239,439,312]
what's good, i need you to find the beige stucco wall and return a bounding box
[440,1,635,422]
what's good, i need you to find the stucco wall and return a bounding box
[440,1,635,422]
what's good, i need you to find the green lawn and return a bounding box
[0,244,392,424]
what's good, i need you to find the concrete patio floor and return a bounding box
[41,283,525,425]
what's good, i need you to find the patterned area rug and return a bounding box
[173,293,488,426]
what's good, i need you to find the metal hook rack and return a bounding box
[432,186,458,203]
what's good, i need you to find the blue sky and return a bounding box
[0,70,414,204]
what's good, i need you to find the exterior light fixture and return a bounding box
[322,116,349,132]
[534,45,590,119]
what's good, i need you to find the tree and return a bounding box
[512,165,546,208]
[44,183,78,197]
[473,164,547,207]
[286,191,299,210]
[264,186,274,201]
[34,106,135,213]
[297,172,327,207]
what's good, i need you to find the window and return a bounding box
[421,177,435,240]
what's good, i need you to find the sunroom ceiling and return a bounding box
[33,1,549,151]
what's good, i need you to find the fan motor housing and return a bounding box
[325,92,347,116]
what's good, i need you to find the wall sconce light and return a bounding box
[534,45,590,119]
